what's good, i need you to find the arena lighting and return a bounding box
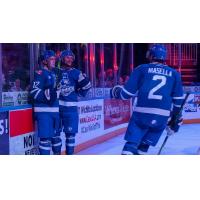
[84,44,89,75]
[100,53,104,65]
[89,44,95,63]
[84,53,88,60]
[113,43,118,71]
[113,64,118,71]
[130,43,134,72]
[130,64,134,72]
[100,46,104,65]
[99,44,105,87]
[89,43,96,87]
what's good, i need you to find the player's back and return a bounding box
[127,62,183,129]
[137,63,177,110]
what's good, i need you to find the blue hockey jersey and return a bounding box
[58,67,91,108]
[30,67,59,113]
[117,62,184,128]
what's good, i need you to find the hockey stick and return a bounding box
[157,92,190,155]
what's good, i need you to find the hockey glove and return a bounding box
[45,88,57,105]
[167,114,183,135]
[110,85,123,99]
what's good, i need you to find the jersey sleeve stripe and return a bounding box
[78,73,85,82]
[120,92,129,100]
[172,96,185,99]
[122,87,136,96]
[34,89,42,99]
[30,88,39,94]
[82,82,91,90]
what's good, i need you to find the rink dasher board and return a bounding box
[1,92,200,155]
[0,99,131,154]
[9,108,38,155]
[66,99,131,153]
[182,93,200,123]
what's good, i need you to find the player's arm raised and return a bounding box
[76,72,92,97]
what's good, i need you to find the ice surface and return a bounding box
[77,124,200,155]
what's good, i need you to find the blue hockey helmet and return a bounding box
[42,50,55,60]
[60,50,75,60]
[146,44,167,61]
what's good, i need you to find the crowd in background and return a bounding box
[96,68,129,88]
[1,44,30,92]
[2,58,30,92]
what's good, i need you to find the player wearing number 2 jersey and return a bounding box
[110,44,184,155]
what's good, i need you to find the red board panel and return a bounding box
[104,99,131,129]
[10,108,34,137]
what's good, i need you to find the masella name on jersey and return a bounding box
[148,67,172,77]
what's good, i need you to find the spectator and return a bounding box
[2,73,10,92]
[118,77,124,85]
[9,78,23,92]
[2,73,5,85]
[123,75,130,84]
[96,71,105,87]
[105,68,114,87]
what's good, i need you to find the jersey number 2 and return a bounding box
[148,75,166,100]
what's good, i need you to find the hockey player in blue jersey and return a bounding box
[58,50,91,155]
[30,50,62,155]
[110,44,184,155]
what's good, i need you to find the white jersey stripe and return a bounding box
[122,87,136,97]
[66,137,75,140]
[34,89,42,99]
[34,107,59,112]
[59,100,78,107]
[30,88,39,94]
[134,107,170,117]
[120,92,128,100]
[172,96,185,99]
[82,82,91,90]
[78,73,85,82]
[174,104,181,108]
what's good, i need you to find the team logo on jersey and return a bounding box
[60,85,75,96]
[63,79,70,85]
[59,76,74,96]
[62,73,69,80]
